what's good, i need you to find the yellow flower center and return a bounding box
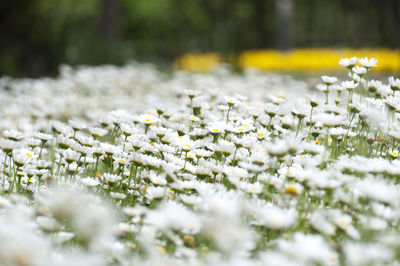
[315,140,321,145]
[339,220,350,228]
[169,190,176,200]
[156,246,167,255]
[26,153,32,157]
[257,132,265,137]
[238,128,245,132]
[145,118,152,122]
[184,144,191,149]
[212,128,220,132]
[286,186,298,194]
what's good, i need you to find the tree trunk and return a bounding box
[276,0,293,50]
[99,0,121,41]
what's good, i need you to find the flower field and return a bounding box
[1,58,400,265]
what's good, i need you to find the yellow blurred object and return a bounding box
[175,53,221,72]
[175,49,400,72]
[156,246,167,255]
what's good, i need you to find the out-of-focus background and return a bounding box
[1,0,400,77]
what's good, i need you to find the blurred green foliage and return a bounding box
[0,0,399,77]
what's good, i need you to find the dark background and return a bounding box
[1,0,399,77]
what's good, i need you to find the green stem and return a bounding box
[345,113,356,146]
[127,164,136,189]
[93,156,100,177]
[39,142,45,159]
[2,153,7,192]
[56,155,62,179]
[307,106,314,141]
[226,106,232,123]
[325,85,329,104]
[365,71,369,99]
[183,151,188,170]
[295,118,303,137]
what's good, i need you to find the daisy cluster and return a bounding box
[0,58,400,265]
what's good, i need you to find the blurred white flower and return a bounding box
[277,233,338,265]
[352,65,367,75]
[321,75,337,85]
[341,80,359,90]
[339,57,358,68]
[358,57,377,68]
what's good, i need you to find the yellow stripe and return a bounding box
[174,53,221,72]
[175,49,400,72]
